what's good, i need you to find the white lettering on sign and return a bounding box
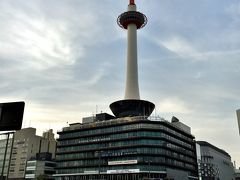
[108,160,138,165]
[107,169,140,174]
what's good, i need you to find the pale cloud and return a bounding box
[83,62,112,87]
[0,3,79,70]
[161,36,198,57]
[157,97,192,114]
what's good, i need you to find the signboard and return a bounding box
[108,160,137,165]
[0,102,25,131]
[107,169,140,174]
[84,171,99,174]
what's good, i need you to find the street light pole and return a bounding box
[98,151,101,180]
[6,133,14,179]
[1,133,11,180]
[148,161,151,179]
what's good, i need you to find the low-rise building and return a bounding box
[55,114,198,180]
[1,128,57,179]
[197,141,234,180]
[25,152,56,179]
[235,168,240,180]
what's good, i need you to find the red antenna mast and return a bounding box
[129,0,135,5]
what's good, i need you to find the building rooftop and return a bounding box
[197,141,231,158]
[58,115,194,137]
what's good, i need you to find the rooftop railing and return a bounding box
[60,116,168,132]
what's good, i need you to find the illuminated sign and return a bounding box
[107,169,140,174]
[108,160,137,165]
[84,171,99,174]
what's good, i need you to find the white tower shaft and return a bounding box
[110,0,155,118]
[124,5,140,100]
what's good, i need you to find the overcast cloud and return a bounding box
[0,0,240,166]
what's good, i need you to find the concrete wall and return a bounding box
[166,168,189,180]
[8,128,41,179]
[8,128,56,179]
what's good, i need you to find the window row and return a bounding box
[56,156,166,168]
[57,139,194,156]
[59,123,192,142]
[58,131,193,149]
[56,165,166,174]
[56,147,195,163]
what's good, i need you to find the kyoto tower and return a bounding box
[110,0,155,118]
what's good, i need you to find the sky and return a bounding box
[0,0,240,166]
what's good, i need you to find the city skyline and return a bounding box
[0,0,240,166]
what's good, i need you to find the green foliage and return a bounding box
[36,174,48,180]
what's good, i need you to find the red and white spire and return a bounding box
[129,0,135,5]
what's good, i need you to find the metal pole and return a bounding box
[1,133,10,180]
[6,133,14,179]
[148,161,150,179]
[98,151,100,180]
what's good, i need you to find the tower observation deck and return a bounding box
[110,0,155,118]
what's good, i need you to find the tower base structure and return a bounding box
[110,99,155,118]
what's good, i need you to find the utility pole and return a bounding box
[0,132,13,180]
[98,151,101,180]
[148,160,152,179]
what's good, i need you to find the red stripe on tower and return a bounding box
[130,0,135,5]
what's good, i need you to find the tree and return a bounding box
[36,174,48,180]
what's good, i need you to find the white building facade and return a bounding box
[6,128,56,179]
[197,141,234,180]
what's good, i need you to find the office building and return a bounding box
[7,128,56,179]
[55,115,198,180]
[42,129,57,158]
[234,168,240,180]
[25,152,56,180]
[197,141,234,180]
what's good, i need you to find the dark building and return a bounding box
[235,168,240,180]
[54,115,198,180]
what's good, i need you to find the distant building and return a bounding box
[7,128,56,179]
[234,168,240,180]
[42,129,57,158]
[237,109,240,135]
[197,141,234,180]
[54,114,198,180]
[25,152,56,180]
